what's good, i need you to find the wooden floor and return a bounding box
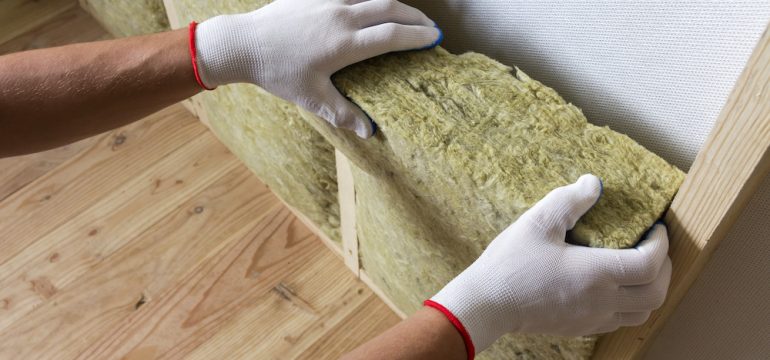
[0,2,400,359]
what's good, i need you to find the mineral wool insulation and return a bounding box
[164,1,344,243]
[79,0,170,37]
[298,48,685,359]
[93,0,684,357]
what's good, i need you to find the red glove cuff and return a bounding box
[424,300,475,360]
[188,21,215,91]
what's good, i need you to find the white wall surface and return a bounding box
[404,0,768,171]
[401,1,770,358]
[646,173,770,359]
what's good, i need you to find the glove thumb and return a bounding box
[524,174,603,234]
[314,81,375,139]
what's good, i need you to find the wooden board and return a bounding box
[593,23,770,360]
[158,2,770,359]
[336,150,359,275]
[0,106,206,266]
[1,5,401,359]
[0,105,401,359]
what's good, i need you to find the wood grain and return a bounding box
[1,5,402,359]
[0,105,401,359]
[593,24,770,360]
[0,6,111,202]
[0,137,95,202]
[162,1,770,359]
[0,105,205,266]
[0,165,273,358]
[283,200,343,258]
[0,130,239,330]
[336,150,359,274]
[296,294,402,359]
[360,270,408,320]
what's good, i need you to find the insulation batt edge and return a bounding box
[298,47,685,359]
[91,0,685,358]
[169,0,343,244]
[83,0,343,244]
[80,0,170,37]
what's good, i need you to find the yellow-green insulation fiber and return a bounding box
[299,48,685,359]
[88,1,685,358]
[171,0,341,244]
[84,0,342,243]
[79,0,170,37]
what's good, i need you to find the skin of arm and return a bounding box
[343,306,466,360]
[1,1,462,357]
[0,29,199,157]
[0,5,670,359]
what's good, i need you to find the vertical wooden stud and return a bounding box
[594,24,770,359]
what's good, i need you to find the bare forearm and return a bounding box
[0,29,199,157]
[343,307,467,360]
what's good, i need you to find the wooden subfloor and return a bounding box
[0,3,400,359]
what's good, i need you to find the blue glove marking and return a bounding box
[418,23,444,51]
[589,177,604,210]
[369,115,378,137]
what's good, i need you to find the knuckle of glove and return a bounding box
[648,281,669,310]
[377,22,402,39]
[632,258,662,285]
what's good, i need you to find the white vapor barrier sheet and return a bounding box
[401,1,770,358]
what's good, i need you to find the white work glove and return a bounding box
[193,0,442,138]
[425,174,672,357]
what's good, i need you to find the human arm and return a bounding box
[345,174,672,359]
[342,306,466,360]
[0,0,442,157]
[0,29,198,157]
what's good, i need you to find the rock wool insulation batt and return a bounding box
[80,0,170,37]
[298,48,685,359]
[80,0,342,244]
[91,1,685,358]
[164,1,344,244]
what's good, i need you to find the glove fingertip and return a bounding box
[593,176,604,209]
[352,115,375,139]
[417,24,443,50]
[432,23,444,47]
[635,223,669,263]
[576,174,603,206]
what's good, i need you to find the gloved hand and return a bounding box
[425,174,672,357]
[192,0,442,138]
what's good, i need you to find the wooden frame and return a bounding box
[162,3,769,357]
[593,24,770,359]
[320,24,770,359]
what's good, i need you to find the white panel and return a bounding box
[404,0,770,171]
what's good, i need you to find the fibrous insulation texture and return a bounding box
[79,0,170,37]
[90,0,685,357]
[299,48,685,359]
[165,0,343,243]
